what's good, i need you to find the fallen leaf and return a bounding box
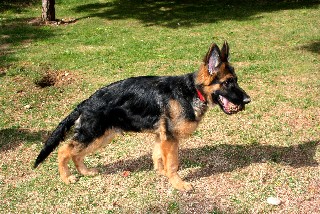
[122,171,130,177]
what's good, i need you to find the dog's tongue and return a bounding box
[219,95,243,114]
[221,96,229,107]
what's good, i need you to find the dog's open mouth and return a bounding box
[218,95,244,114]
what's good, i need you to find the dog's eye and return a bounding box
[222,78,236,87]
[223,80,231,87]
[223,81,228,86]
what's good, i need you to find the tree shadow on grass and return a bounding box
[183,140,319,180]
[0,17,57,70]
[0,16,55,64]
[0,128,48,152]
[301,40,320,54]
[102,140,319,179]
[73,0,319,28]
[0,0,38,13]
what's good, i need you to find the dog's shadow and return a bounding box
[101,140,319,179]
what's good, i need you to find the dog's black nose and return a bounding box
[243,96,251,104]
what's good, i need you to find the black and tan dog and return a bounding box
[34,41,250,191]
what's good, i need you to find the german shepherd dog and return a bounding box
[34,41,250,191]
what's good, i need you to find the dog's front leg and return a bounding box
[152,136,166,176]
[160,140,193,191]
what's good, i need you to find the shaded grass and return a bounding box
[73,0,319,28]
[0,0,38,13]
[0,0,319,213]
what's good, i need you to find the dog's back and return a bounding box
[73,73,198,143]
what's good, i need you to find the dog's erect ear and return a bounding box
[220,41,230,62]
[204,43,221,75]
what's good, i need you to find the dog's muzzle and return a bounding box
[218,95,250,114]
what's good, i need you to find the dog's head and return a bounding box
[196,41,251,114]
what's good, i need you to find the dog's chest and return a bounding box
[192,98,208,121]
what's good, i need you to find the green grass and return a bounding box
[0,0,319,213]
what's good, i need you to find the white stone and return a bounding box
[24,104,31,109]
[267,197,281,205]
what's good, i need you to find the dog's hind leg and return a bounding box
[58,143,78,184]
[58,140,98,184]
[72,154,99,176]
[58,129,117,184]
[71,129,118,177]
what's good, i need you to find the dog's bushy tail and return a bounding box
[33,108,81,168]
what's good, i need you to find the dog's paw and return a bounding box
[155,168,167,176]
[169,176,194,192]
[84,168,99,176]
[181,181,194,191]
[173,181,194,192]
[63,175,78,184]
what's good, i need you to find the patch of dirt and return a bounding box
[0,67,7,77]
[28,17,78,26]
[34,70,75,88]
[0,43,14,56]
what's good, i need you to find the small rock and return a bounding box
[267,197,281,205]
[24,104,31,109]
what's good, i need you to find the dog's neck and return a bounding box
[192,95,208,121]
[196,88,206,102]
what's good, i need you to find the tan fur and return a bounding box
[160,139,192,191]
[217,64,234,82]
[58,144,76,184]
[168,100,199,138]
[150,100,197,191]
[196,62,236,106]
[195,64,216,86]
[152,135,165,175]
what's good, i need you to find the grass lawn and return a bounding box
[0,0,319,213]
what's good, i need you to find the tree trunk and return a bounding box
[42,0,56,22]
